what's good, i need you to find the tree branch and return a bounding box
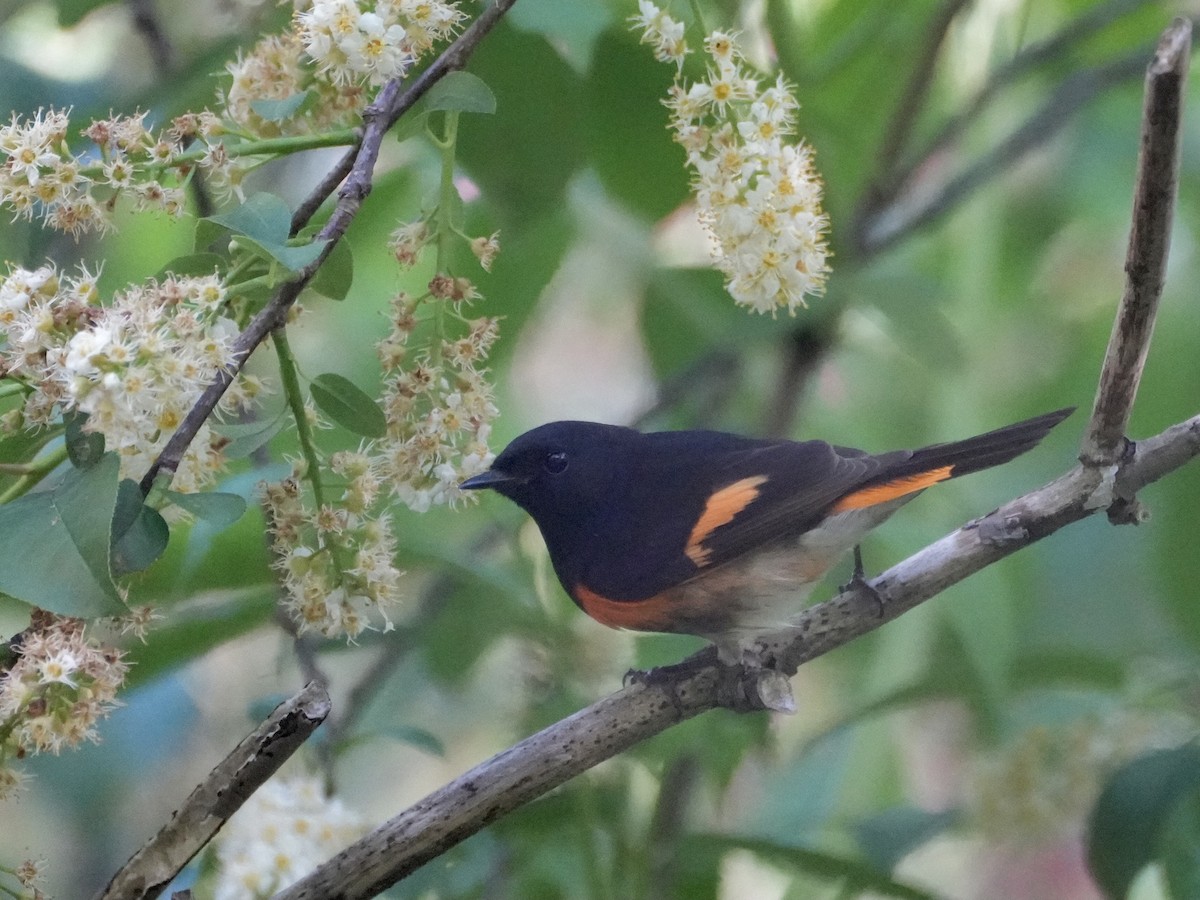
[868,0,1157,221]
[95,682,331,900]
[1081,17,1191,465]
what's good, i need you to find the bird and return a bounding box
[460,408,1074,665]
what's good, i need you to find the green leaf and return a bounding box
[507,0,613,70]
[111,480,170,576]
[64,410,105,469]
[208,193,291,245]
[155,252,226,280]
[54,0,116,27]
[250,90,312,122]
[335,724,446,758]
[1163,788,1200,900]
[425,71,497,115]
[385,725,445,757]
[233,233,328,274]
[204,193,326,274]
[310,373,386,438]
[582,29,689,221]
[218,414,288,459]
[0,454,126,617]
[165,490,247,529]
[1087,743,1200,899]
[309,238,354,301]
[193,217,229,254]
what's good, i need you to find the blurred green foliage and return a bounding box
[1,0,1199,898]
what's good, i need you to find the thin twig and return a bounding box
[127,0,175,74]
[1081,18,1191,465]
[856,49,1147,256]
[876,0,1156,217]
[863,0,972,208]
[95,682,331,900]
[290,146,359,236]
[762,324,832,438]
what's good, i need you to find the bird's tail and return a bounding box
[829,407,1074,513]
[902,406,1076,479]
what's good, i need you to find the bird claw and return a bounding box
[625,648,796,715]
[840,545,885,618]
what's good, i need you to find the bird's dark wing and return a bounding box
[576,435,890,602]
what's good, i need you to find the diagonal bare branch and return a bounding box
[864,0,972,206]
[855,49,1146,256]
[95,682,331,900]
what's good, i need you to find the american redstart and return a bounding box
[461,408,1073,664]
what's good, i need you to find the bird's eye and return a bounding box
[544,451,568,474]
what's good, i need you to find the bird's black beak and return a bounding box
[460,468,517,491]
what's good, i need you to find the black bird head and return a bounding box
[460,421,642,528]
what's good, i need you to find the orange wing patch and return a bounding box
[574,583,676,632]
[829,465,954,513]
[685,475,769,567]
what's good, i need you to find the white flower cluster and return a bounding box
[296,0,465,88]
[223,31,367,140]
[375,290,498,512]
[0,264,262,491]
[263,469,403,640]
[0,108,207,237]
[634,3,831,314]
[0,610,128,797]
[213,775,365,899]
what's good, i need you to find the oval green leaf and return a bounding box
[0,453,126,617]
[250,90,312,122]
[218,414,288,459]
[64,410,105,469]
[165,489,248,528]
[309,238,354,301]
[1087,743,1200,899]
[425,71,497,115]
[310,373,386,438]
[111,479,170,576]
[207,192,292,244]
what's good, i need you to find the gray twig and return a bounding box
[95,682,331,900]
[856,49,1147,256]
[1081,18,1191,465]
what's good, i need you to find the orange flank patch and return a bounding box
[574,583,675,633]
[829,465,954,513]
[685,475,769,567]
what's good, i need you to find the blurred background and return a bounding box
[1,0,1199,897]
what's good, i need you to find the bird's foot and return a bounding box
[840,545,885,618]
[625,645,795,715]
